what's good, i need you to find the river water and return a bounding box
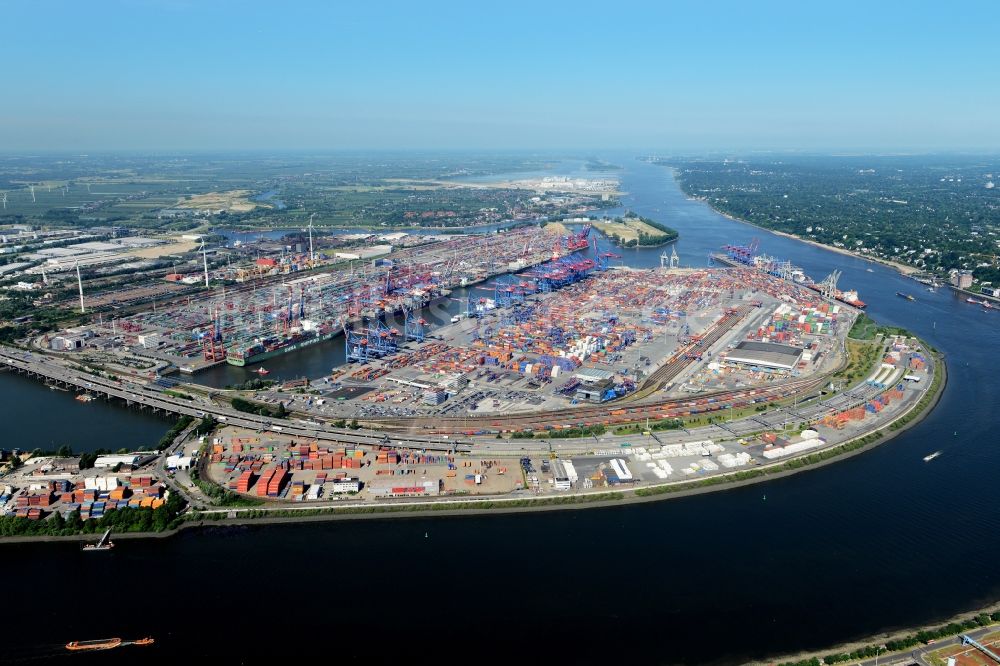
[3,157,1000,664]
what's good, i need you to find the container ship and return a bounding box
[713,242,866,309]
[227,321,337,367]
[804,284,866,309]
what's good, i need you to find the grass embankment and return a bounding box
[508,424,607,439]
[594,213,678,248]
[614,418,684,436]
[778,611,1000,666]
[231,396,287,419]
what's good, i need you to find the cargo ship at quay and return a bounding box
[225,324,339,367]
[183,227,575,371]
[711,240,866,309]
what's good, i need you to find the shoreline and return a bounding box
[1,344,946,544]
[764,601,1000,666]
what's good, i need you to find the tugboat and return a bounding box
[256,367,270,376]
[896,292,916,301]
[82,528,114,552]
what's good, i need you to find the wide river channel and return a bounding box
[3,156,998,664]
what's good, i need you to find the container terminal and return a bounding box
[45,224,588,374]
[0,229,938,519]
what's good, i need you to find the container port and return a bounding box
[1,257,937,516]
[2,222,940,518]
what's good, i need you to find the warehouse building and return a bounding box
[725,341,804,370]
[334,245,393,261]
[93,454,142,469]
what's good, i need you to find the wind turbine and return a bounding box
[201,240,210,288]
[75,262,85,313]
[1,193,7,210]
[308,213,316,262]
[29,185,36,203]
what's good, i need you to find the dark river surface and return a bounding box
[3,157,999,664]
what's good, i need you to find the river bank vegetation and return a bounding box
[665,155,1000,284]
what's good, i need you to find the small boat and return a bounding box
[82,528,114,551]
[967,297,983,305]
[256,367,270,375]
[896,292,916,301]
[923,451,942,462]
[866,268,874,273]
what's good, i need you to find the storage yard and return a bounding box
[203,426,519,501]
[0,454,172,522]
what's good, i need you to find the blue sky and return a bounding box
[2,0,998,152]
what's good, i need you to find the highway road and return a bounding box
[0,346,475,453]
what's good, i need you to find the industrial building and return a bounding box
[951,270,974,289]
[165,454,193,470]
[93,454,146,469]
[49,329,94,351]
[331,478,361,493]
[368,480,440,498]
[551,459,577,490]
[334,245,393,261]
[725,340,804,370]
